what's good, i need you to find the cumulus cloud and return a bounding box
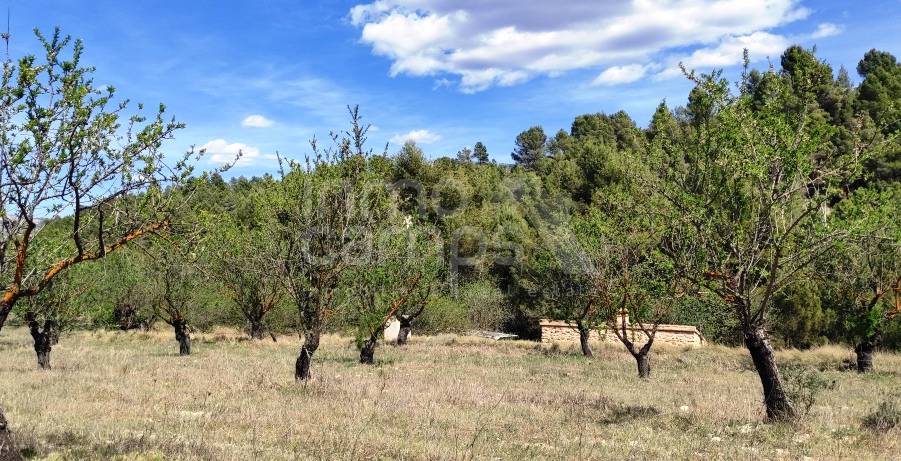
[201,139,277,167]
[349,0,811,91]
[241,114,274,128]
[389,129,441,145]
[810,22,842,39]
[592,64,649,86]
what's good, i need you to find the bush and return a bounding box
[459,281,510,331]
[771,281,834,349]
[880,316,901,350]
[862,398,901,432]
[782,363,836,416]
[417,296,470,334]
[669,295,741,345]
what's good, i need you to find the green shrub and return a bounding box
[459,281,510,331]
[862,398,901,432]
[782,363,836,416]
[417,296,470,334]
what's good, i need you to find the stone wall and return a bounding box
[539,319,706,347]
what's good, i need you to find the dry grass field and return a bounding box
[1,327,899,460]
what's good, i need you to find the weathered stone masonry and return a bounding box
[539,319,706,347]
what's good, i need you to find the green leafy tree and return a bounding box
[473,141,489,163]
[16,265,96,369]
[640,62,872,420]
[455,147,473,164]
[0,29,192,331]
[202,188,284,340]
[270,121,390,380]
[827,186,901,371]
[512,126,547,169]
[352,220,441,362]
[145,240,204,356]
[856,49,901,183]
[780,45,834,103]
[0,29,194,454]
[771,279,833,349]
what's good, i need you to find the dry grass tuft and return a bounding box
[1,327,899,460]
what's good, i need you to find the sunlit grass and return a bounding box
[1,327,899,460]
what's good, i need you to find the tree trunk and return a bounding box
[0,301,13,330]
[0,301,12,333]
[173,321,191,356]
[0,408,23,461]
[248,319,264,340]
[744,327,796,421]
[634,351,650,378]
[48,320,59,346]
[855,340,876,373]
[27,315,53,370]
[295,330,320,381]
[359,338,376,364]
[577,322,593,357]
[397,316,413,345]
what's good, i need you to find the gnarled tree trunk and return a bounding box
[173,321,191,356]
[855,340,876,373]
[397,315,413,345]
[48,320,59,346]
[0,301,12,334]
[744,327,796,421]
[359,338,376,364]
[295,329,320,381]
[632,342,652,379]
[26,313,53,370]
[576,321,593,357]
[248,318,264,341]
[0,408,22,461]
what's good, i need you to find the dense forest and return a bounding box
[0,28,899,449]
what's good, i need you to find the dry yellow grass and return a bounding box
[1,327,899,460]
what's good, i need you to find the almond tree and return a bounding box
[827,186,900,372]
[590,244,676,379]
[145,242,202,356]
[641,63,871,420]
[270,108,387,380]
[352,220,440,362]
[0,29,192,454]
[16,266,94,369]
[202,195,283,340]
[520,227,598,357]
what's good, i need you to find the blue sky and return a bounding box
[6,0,900,175]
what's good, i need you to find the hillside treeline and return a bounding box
[15,46,899,352]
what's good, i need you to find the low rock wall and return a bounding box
[539,319,706,347]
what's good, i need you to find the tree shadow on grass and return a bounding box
[598,403,660,425]
[18,428,217,460]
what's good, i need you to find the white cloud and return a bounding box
[389,129,441,145]
[656,31,790,79]
[201,139,277,167]
[241,114,274,128]
[350,0,811,91]
[592,64,648,86]
[810,22,842,39]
